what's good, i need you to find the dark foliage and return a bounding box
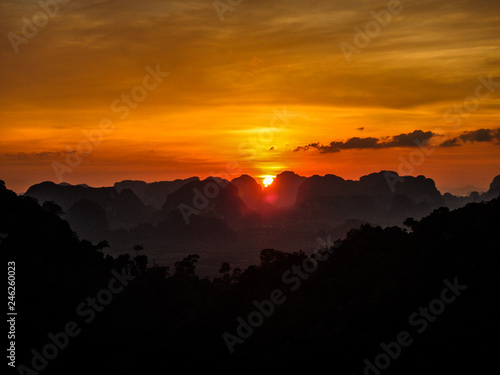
[1,181,499,374]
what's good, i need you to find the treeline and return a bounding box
[1,180,499,374]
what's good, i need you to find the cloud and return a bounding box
[295,128,500,153]
[294,130,436,153]
[384,130,435,147]
[440,138,461,147]
[327,137,380,152]
[294,142,323,152]
[460,128,495,143]
[3,151,64,158]
[440,128,500,147]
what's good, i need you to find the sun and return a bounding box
[263,177,274,187]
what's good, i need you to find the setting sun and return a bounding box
[263,177,274,187]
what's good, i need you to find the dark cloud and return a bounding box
[331,137,380,150]
[460,128,494,143]
[294,130,436,153]
[294,142,324,152]
[385,130,435,147]
[441,128,500,147]
[440,138,461,147]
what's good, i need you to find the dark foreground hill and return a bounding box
[2,179,500,374]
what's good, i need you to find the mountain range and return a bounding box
[22,171,500,275]
[3,175,500,374]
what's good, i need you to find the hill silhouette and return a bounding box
[21,171,500,275]
[25,181,150,231]
[294,171,444,225]
[114,177,199,209]
[2,178,500,374]
[231,174,273,213]
[263,170,307,208]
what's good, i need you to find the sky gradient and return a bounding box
[1,0,499,194]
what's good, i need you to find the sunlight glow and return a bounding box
[263,177,274,187]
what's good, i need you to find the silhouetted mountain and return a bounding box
[24,181,149,231]
[113,188,150,226]
[231,174,273,212]
[114,177,199,208]
[442,174,500,209]
[113,180,148,200]
[490,174,500,191]
[19,172,499,272]
[484,174,500,200]
[297,171,442,206]
[295,171,444,225]
[263,171,307,208]
[3,178,500,374]
[66,199,110,241]
[161,177,250,225]
[296,173,350,202]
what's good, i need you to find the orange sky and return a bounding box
[1,0,499,194]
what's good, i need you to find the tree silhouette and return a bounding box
[174,254,200,277]
[133,254,148,274]
[42,200,64,216]
[133,244,144,257]
[219,261,230,274]
[231,267,242,282]
[96,240,110,251]
[219,261,231,283]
